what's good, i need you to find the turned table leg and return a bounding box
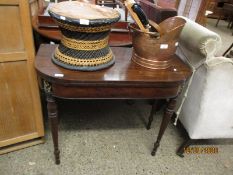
[151,97,177,156]
[46,95,60,164]
[146,100,158,130]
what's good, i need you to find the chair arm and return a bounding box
[205,56,233,67]
[176,16,222,69]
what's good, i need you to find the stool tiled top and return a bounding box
[35,44,192,164]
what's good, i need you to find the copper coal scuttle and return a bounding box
[125,0,186,69]
[128,17,186,69]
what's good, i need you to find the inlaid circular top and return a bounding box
[49,1,120,20]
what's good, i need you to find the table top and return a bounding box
[35,44,192,87]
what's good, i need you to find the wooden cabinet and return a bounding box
[0,0,44,154]
[195,0,211,25]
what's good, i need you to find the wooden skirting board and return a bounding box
[0,137,44,155]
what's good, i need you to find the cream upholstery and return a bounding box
[175,17,233,139]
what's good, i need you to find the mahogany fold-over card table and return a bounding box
[35,44,192,164]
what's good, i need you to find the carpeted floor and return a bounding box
[0,18,233,175]
[206,18,233,56]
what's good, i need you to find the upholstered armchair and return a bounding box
[174,17,233,156]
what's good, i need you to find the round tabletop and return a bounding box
[32,17,132,46]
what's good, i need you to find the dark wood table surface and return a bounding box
[35,44,192,164]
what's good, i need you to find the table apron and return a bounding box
[51,84,181,99]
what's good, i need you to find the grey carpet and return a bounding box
[206,18,233,56]
[1,100,233,175]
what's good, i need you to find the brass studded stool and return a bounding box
[49,1,120,71]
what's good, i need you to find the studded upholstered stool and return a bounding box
[49,1,120,71]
